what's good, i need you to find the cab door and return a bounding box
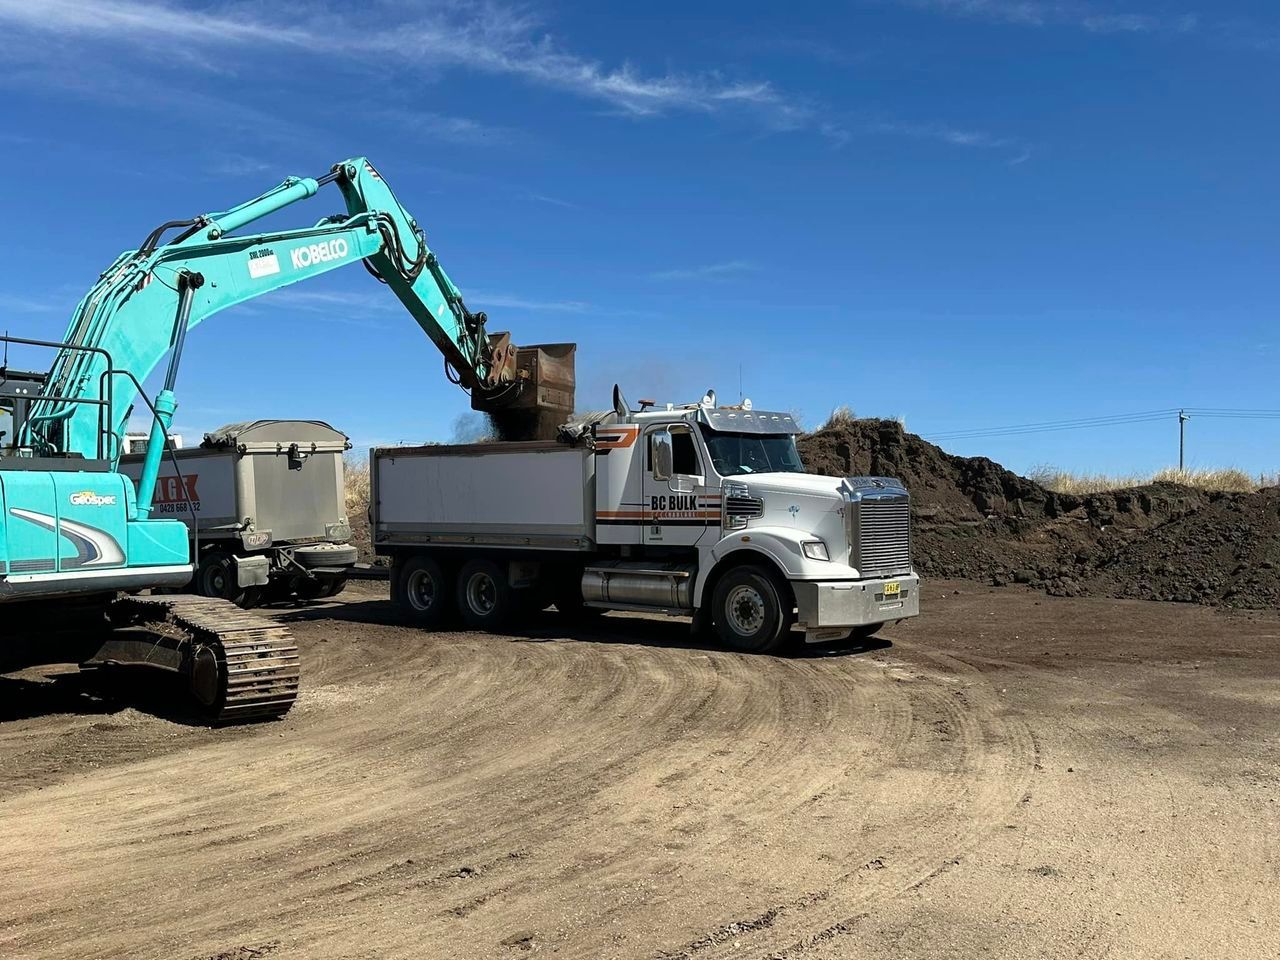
[642,425,717,548]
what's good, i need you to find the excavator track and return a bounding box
[106,594,300,723]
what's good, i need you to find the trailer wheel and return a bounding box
[711,565,792,654]
[456,558,515,631]
[319,575,348,599]
[298,575,348,601]
[196,551,253,608]
[396,556,453,627]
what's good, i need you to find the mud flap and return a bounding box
[233,554,270,588]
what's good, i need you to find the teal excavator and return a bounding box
[1,158,574,722]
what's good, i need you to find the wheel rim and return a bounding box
[725,584,766,637]
[406,570,437,612]
[465,571,498,616]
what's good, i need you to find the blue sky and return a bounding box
[0,0,1276,475]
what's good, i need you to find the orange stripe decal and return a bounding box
[595,426,639,449]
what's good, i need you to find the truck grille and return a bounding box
[856,496,911,575]
[724,495,764,519]
[722,482,764,530]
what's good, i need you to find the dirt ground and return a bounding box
[1,581,1277,960]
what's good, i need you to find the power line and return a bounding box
[926,409,1178,441]
[1183,409,1280,420]
[923,407,1280,468]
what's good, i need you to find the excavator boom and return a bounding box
[29,158,573,475]
[1,158,576,723]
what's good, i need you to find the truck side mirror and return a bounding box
[651,430,673,481]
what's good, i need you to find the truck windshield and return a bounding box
[699,428,805,476]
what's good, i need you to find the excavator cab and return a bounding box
[0,367,45,458]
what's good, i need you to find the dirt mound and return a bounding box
[798,418,1280,609]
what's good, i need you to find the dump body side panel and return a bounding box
[372,441,594,552]
[119,450,238,535]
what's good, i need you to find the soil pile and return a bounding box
[798,418,1280,609]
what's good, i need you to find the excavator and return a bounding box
[0,157,575,723]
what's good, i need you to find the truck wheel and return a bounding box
[197,551,253,608]
[456,558,515,631]
[298,575,348,601]
[711,566,792,654]
[319,576,348,599]
[396,556,453,627]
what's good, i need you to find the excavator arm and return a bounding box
[26,158,573,512]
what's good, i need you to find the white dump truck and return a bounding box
[121,420,358,606]
[370,389,918,651]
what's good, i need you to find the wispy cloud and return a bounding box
[870,120,1012,149]
[0,0,805,127]
[265,289,380,311]
[205,154,274,178]
[650,260,756,282]
[891,1,1199,36]
[0,293,67,314]
[260,284,589,317]
[1008,146,1034,166]
[529,193,581,210]
[866,119,1033,163]
[260,288,389,327]
[392,110,514,145]
[0,2,1044,158]
[468,291,590,312]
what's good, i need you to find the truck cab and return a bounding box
[587,397,918,646]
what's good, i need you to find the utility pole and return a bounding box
[1178,409,1189,470]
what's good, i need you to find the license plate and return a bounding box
[883,581,900,598]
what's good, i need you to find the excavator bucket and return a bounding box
[473,342,576,441]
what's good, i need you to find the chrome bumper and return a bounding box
[792,574,920,642]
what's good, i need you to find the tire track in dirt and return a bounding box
[650,640,1038,960]
[3,587,1278,960]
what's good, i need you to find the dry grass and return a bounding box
[823,405,856,428]
[1031,463,1277,494]
[1149,468,1262,493]
[344,455,370,518]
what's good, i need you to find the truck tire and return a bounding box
[396,555,453,627]
[456,558,515,631]
[318,575,348,599]
[297,575,348,601]
[711,565,792,654]
[196,551,258,608]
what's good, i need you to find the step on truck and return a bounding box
[120,420,358,606]
[371,388,919,651]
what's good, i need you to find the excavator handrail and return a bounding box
[2,334,115,460]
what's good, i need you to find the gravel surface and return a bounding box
[2,581,1277,959]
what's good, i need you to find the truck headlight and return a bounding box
[802,540,830,561]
